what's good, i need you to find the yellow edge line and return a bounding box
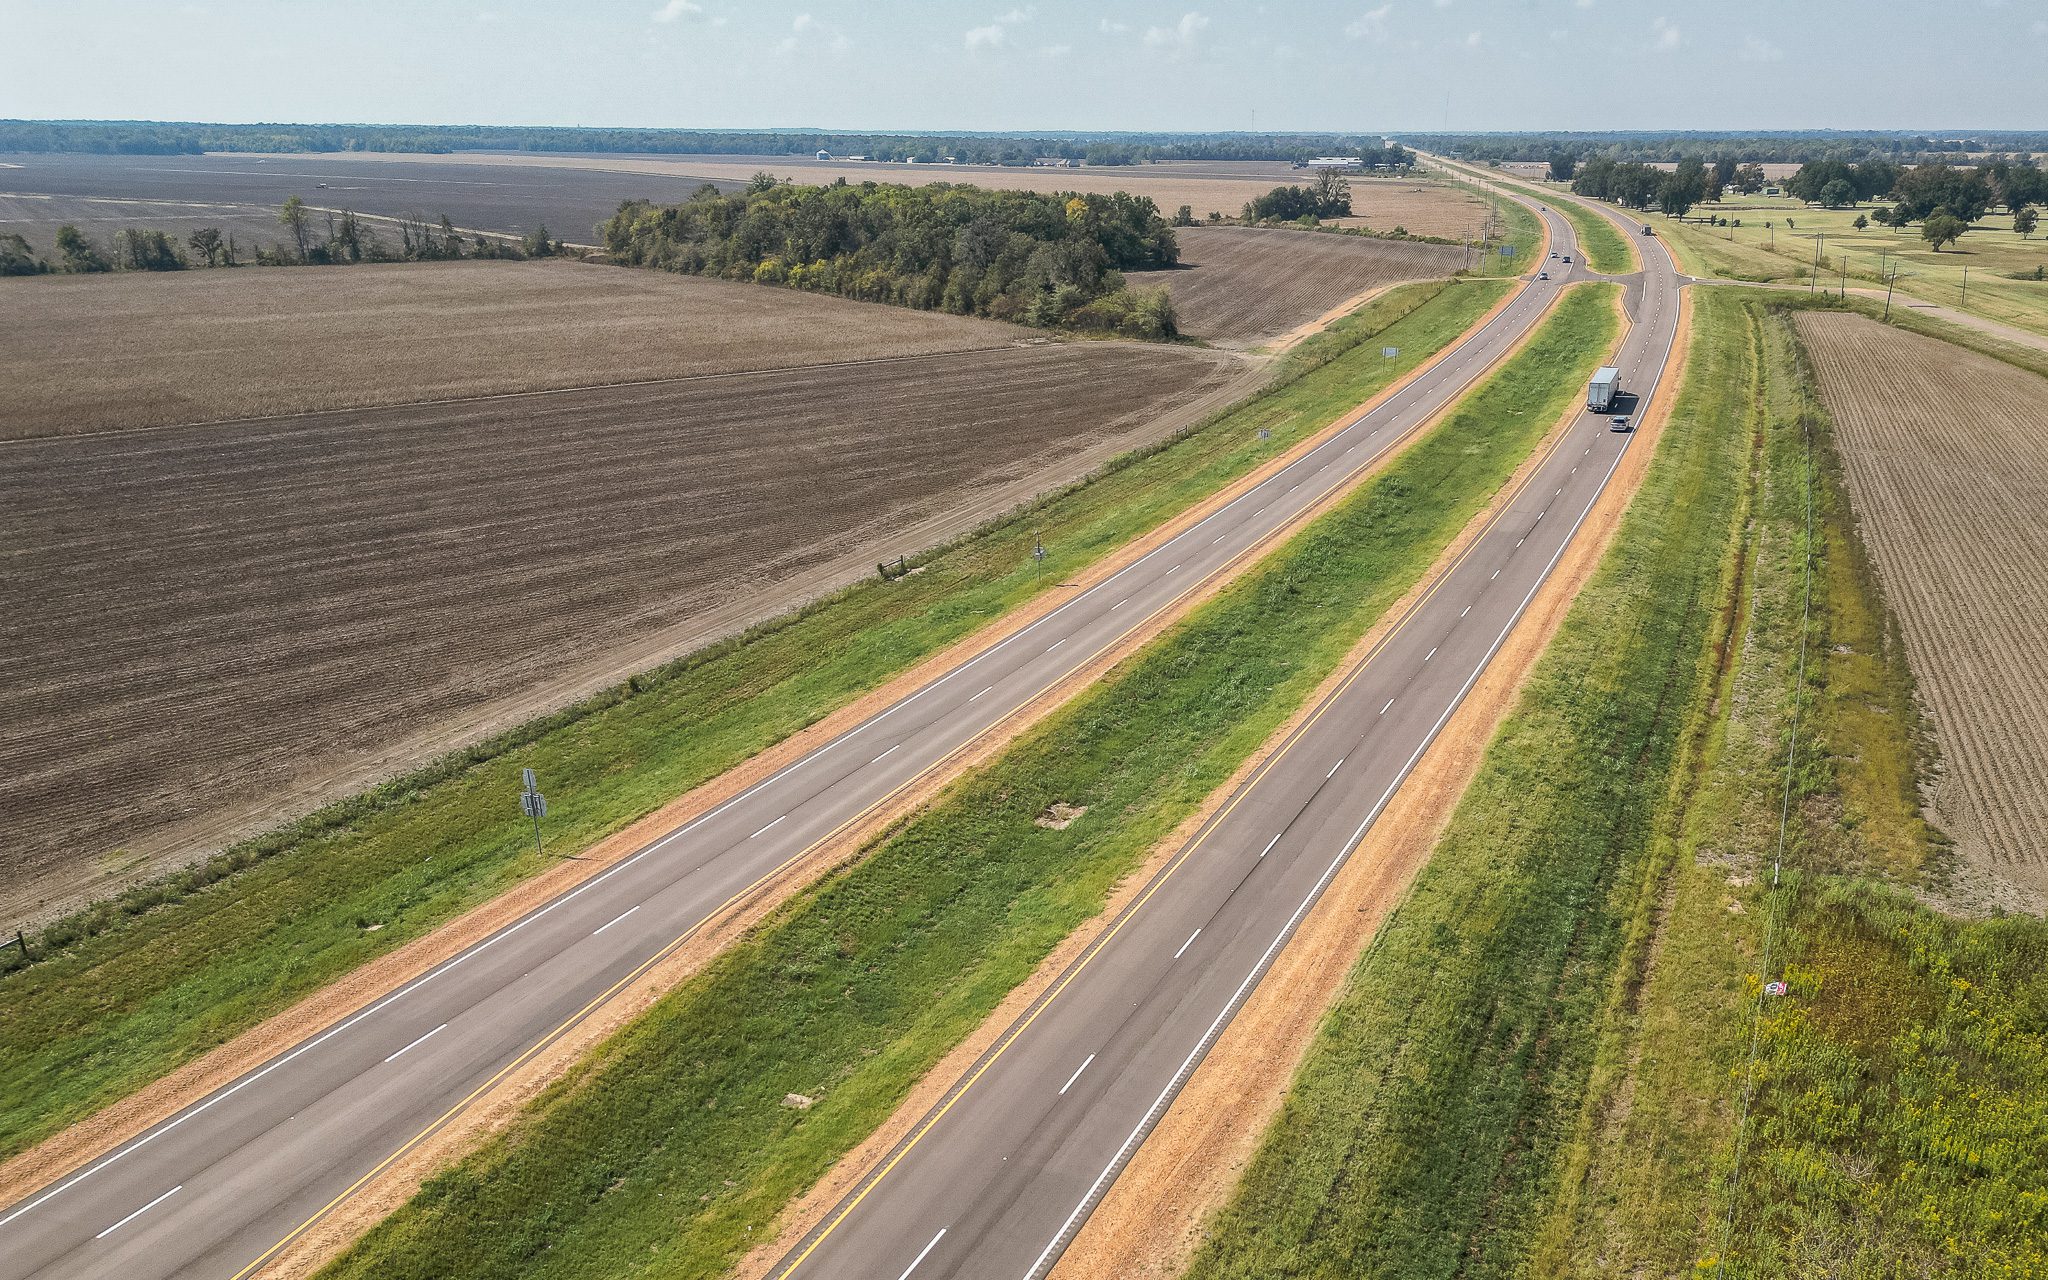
[775,276,1611,1278]
[234,268,1559,1280]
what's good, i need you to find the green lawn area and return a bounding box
[1660,190,2048,337]
[317,288,1621,1280]
[0,278,1517,1162]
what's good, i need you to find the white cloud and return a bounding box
[1575,0,1594,8]
[1432,0,1452,7]
[1463,28,1482,47]
[1143,11,1209,55]
[1042,41,1073,57]
[649,0,700,21]
[965,23,1004,48]
[1740,34,1784,62]
[2033,17,2048,35]
[1651,16,1680,50]
[773,12,816,54]
[1100,17,1128,33]
[1345,3,1394,41]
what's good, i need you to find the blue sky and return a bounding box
[4,0,2044,133]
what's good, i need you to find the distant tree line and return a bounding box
[1407,130,2048,166]
[0,120,1411,167]
[598,177,1181,337]
[1,198,563,275]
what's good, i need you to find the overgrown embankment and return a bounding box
[0,279,1506,1164]
[317,287,1620,1280]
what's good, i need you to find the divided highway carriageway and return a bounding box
[766,187,1684,1280]
[0,195,1625,1280]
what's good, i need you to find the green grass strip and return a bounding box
[0,280,1511,1161]
[0,280,1503,1154]
[319,286,1620,1280]
[1186,285,1760,1279]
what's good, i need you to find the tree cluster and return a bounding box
[1243,171,1352,223]
[1783,158,1902,207]
[5,199,562,277]
[1569,157,1709,216]
[597,178,1181,336]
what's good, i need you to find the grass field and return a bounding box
[1123,225,1462,347]
[1658,191,2048,337]
[1184,286,2048,1277]
[1183,285,1753,1280]
[0,259,1022,436]
[317,285,1618,1280]
[0,278,1512,1162]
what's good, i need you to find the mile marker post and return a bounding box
[519,767,548,857]
[1032,530,1047,584]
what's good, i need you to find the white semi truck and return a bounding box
[1587,366,1622,413]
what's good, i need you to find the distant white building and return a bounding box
[816,150,831,160]
[1306,156,1364,170]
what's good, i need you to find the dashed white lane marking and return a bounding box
[1327,757,1345,779]
[1258,832,1283,859]
[1425,646,1437,662]
[1212,534,1227,544]
[1112,598,1128,610]
[1047,638,1066,653]
[384,1023,447,1064]
[1059,1054,1097,1096]
[749,815,787,839]
[1168,565,1181,575]
[1381,698,1396,715]
[872,744,901,764]
[898,1227,947,1280]
[968,685,993,702]
[1492,568,1501,579]
[95,1186,181,1239]
[593,906,640,935]
[1460,604,1471,617]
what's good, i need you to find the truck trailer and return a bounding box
[1587,366,1622,412]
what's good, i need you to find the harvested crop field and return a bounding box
[1796,312,2048,900]
[1123,226,1462,347]
[0,341,1243,921]
[0,259,1020,436]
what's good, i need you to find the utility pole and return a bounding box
[1808,233,1825,293]
[10,930,27,963]
[1883,267,1906,321]
[1840,253,1849,298]
[1032,530,1047,583]
[1961,265,1969,308]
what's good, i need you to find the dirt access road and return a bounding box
[0,217,1578,1280]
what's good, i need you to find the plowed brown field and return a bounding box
[1796,313,2048,899]
[0,342,1242,918]
[1124,226,1462,347]
[0,259,1019,437]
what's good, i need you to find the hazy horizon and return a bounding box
[5,0,2044,136]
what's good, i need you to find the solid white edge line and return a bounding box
[898,1227,948,1280]
[593,906,640,936]
[6,242,1574,1239]
[1058,1055,1097,1096]
[93,1185,181,1240]
[383,1024,447,1064]
[1018,265,1657,1280]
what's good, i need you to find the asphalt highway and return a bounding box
[1,204,1589,1280]
[767,184,1684,1280]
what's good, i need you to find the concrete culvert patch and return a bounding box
[781,1093,816,1110]
[1035,802,1088,830]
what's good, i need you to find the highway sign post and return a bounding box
[1382,346,1399,359]
[519,767,548,857]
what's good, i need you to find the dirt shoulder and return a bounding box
[1,281,1536,1245]
[1053,284,1692,1280]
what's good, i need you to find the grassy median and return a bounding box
[318,287,1620,1280]
[0,280,1519,1161]
[1187,285,1754,1279]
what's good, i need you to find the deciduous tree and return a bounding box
[1922,211,1966,251]
[54,223,108,272]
